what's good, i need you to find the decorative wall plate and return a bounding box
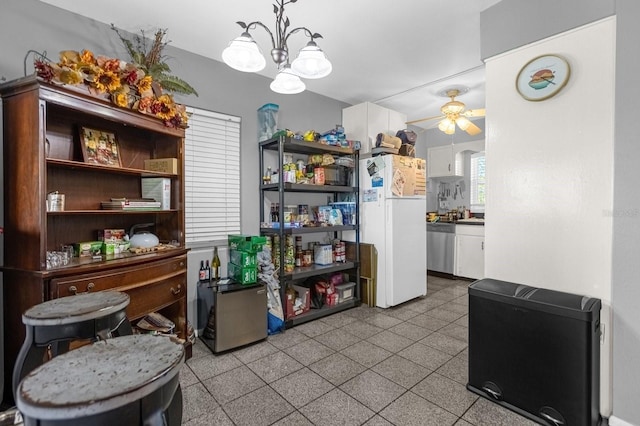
[516,54,571,101]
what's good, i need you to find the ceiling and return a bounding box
[39,0,501,130]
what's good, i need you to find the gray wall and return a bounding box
[612,0,640,423]
[0,0,349,237]
[482,0,639,423]
[481,0,615,60]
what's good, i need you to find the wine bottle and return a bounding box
[212,247,221,280]
[205,259,211,281]
[198,260,206,282]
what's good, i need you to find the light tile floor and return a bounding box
[180,275,539,426]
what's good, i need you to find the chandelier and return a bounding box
[221,0,332,94]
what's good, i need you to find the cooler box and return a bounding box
[467,278,602,426]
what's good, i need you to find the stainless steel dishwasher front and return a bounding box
[427,222,455,274]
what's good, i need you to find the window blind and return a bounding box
[470,151,486,212]
[184,107,241,246]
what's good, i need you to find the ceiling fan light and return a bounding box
[441,100,465,115]
[222,32,266,73]
[455,115,471,131]
[291,41,332,79]
[438,117,456,134]
[270,64,306,94]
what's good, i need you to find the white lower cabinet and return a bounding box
[455,225,485,279]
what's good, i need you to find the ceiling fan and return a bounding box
[407,88,486,136]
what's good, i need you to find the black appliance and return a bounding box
[467,278,602,426]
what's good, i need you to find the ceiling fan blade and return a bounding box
[463,108,486,118]
[463,120,482,136]
[406,114,444,125]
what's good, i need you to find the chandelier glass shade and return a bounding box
[221,32,266,73]
[291,41,332,79]
[221,0,332,94]
[270,64,306,94]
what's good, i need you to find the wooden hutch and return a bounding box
[0,76,190,401]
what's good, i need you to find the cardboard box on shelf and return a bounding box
[74,241,103,257]
[285,284,310,318]
[144,158,178,174]
[141,177,171,210]
[101,229,125,242]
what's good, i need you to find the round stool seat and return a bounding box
[16,334,184,425]
[22,291,130,326]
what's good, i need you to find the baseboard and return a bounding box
[608,415,635,426]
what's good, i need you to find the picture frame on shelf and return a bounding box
[79,126,122,167]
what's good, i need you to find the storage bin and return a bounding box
[335,282,356,303]
[257,103,279,142]
[467,278,602,426]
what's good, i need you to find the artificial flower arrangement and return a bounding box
[33,26,197,128]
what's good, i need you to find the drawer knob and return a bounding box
[171,284,182,295]
[69,282,95,295]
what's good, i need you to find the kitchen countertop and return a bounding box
[455,218,485,225]
[427,218,485,226]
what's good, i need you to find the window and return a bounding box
[470,151,486,212]
[184,107,241,247]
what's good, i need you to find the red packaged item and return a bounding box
[325,292,339,306]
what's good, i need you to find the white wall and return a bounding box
[484,17,615,415]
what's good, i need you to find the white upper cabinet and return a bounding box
[342,102,407,156]
[427,145,463,177]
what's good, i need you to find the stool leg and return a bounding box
[141,375,181,426]
[95,310,132,341]
[13,325,47,399]
[164,384,183,426]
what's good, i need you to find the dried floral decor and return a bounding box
[33,26,197,128]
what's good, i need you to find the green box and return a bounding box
[228,234,267,252]
[227,262,257,284]
[74,241,104,257]
[102,242,115,255]
[230,249,257,268]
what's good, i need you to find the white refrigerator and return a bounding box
[360,155,427,308]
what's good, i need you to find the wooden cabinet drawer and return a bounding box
[122,272,185,320]
[49,255,187,319]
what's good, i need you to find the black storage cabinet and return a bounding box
[467,278,602,426]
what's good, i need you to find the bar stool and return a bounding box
[12,291,132,398]
[15,334,184,426]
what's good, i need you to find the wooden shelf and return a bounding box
[47,209,178,215]
[47,158,178,178]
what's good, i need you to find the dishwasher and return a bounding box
[427,222,455,274]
